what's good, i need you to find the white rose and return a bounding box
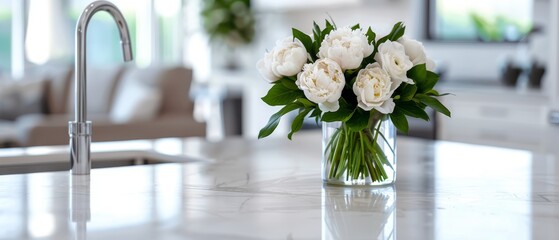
[374,40,414,85]
[398,37,436,71]
[296,58,345,112]
[256,37,308,83]
[318,27,373,70]
[353,63,397,114]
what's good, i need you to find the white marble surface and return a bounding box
[0,132,559,239]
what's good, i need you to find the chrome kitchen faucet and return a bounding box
[70,1,133,175]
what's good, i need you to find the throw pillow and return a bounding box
[0,79,47,121]
[110,68,162,123]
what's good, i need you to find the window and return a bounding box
[0,0,11,76]
[1,0,183,77]
[155,0,183,64]
[66,0,182,66]
[427,0,533,42]
[68,0,138,66]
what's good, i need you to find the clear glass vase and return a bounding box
[322,119,396,186]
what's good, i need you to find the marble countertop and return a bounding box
[0,132,558,239]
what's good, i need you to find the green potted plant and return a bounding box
[201,0,255,69]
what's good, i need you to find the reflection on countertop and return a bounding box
[323,186,395,239]
[0,132,558,239]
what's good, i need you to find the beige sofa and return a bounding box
[0,64,205,147]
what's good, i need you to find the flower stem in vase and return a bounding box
[323,119,396,186]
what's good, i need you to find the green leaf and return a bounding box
[425,89,455,97]
[345,109,369,131]
[366,27,376,45]
[321,99,355,122]
[419,71,439,93]
[415,94,451,117]
[396,101,430,121]
[325,19,335,30]
[407,64,426,86]
[297,98,315,108]
[351,23,360,30]
[310,107,321,117]
[292,28,313,53]
[280,77,299,90]
[313,21,321,40]
[390,109,409,134]
[426,89,440,96]
[312,22,322,60]
[412,68,439,93]
[376,35,389,47]
[261,83,304,106]
[398,83,417,101]
[310,108,321,125]
[387,22,405,41]
[321,24,334,40]
[258,103,300,139]
[376,22,406,48]
[288,108,312,140]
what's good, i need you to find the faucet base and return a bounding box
[69,121,92,175]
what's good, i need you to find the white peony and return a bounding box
[257,37,308,83]
[397,37,426,66]
[353,63,398,114]
[398,37,436,71]
[256,50,280,82]
[296,58,345,112]
[271,37,308,76]
[318,27,373,70]
[374,40,414,85]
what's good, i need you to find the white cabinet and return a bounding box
[437,84,551,151]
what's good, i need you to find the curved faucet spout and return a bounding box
[71,1,133,175]
[75,0,133,122]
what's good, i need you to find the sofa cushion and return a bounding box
[38,63,73,114]
[0,79,47,121]
[66,65,126,115]
[0,120,19,146]
[18,114,206,146]
[158,67,194,116]
[110,67,162,123]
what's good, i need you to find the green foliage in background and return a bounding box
[201,0,255,47]
[470,13,532,42]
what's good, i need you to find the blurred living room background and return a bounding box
[0,0,557,152]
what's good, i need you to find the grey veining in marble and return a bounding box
[0,132,558,239]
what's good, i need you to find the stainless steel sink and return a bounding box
[0,150,197,175]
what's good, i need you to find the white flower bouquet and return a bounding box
[257,20,451,185]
